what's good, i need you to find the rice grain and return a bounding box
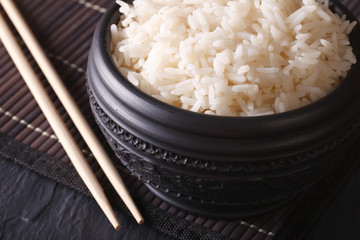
[111,0,357,116]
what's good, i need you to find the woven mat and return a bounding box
[0,1,359,240]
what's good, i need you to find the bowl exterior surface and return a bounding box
[86,0,360,218]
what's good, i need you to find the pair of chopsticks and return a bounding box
[0,0,144,229]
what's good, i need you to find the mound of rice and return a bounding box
[110,0,357,116]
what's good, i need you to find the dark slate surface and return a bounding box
[305,164,360,240]
[0,157,172,240]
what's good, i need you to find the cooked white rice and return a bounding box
[111,0,357,116]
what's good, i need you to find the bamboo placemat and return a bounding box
[1,1,359,239]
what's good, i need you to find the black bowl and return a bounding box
[86,1,360,218]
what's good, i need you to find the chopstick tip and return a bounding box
[114,223,121,230]
[137,218,145,225]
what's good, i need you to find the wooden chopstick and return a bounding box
[0,0,143,225]
[0,13,120,230]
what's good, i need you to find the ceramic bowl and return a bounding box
[86,0,360,218]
